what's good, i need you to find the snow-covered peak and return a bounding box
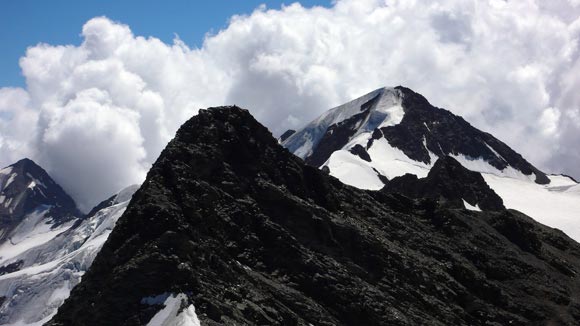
[283,86,580,242]
[282,87,404,160]
[0,158,79,226]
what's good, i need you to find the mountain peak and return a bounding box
[49,106,580,326]
[10,157,37,168]
[0,157,79,229]
[284,86,549,185]
[283,86,406,166]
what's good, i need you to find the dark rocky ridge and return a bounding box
[50,107,580,326]
[279,129,296,143]
[0,158,79,241]
[383,156,505,211]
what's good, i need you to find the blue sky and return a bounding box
[0,0,330,87]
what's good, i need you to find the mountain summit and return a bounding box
[49,106,580,325]
[283,86,548,184]
[282,86,580,241]
[0,158,79,237]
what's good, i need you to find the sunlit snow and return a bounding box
[462,200,482,211]
[145,293,201,326]
[0,185,139,325]
[283,87,404,159]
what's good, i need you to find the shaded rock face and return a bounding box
[383,87,549,184]
[279,129,296,143]
[0,158,79,240]
[349,144,372,162]
[50,107,580,326]
[384,156,505,211]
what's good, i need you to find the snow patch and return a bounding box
[484,142,507,163]
[366,136,432,180]
[0,208,75,264]
[322,132,436,190]
[5,173,17,189]
[449,153,534,182]
[325,151,384,190]
[146,293,200,326]
[0,167,13,192]
[26,173,46,188]
[462,200,481,211]
[10,313,56,326]
[293,133,314,159]
[27,180,37,189]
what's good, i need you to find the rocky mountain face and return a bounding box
[282,86,580,242]
[49,107,580,326]
[0,157,138,325]
[383,156,505,211]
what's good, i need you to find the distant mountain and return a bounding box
[0,158,138,326]
[0,158,79,242]
[48,107,580,325]
[282,86,580,241]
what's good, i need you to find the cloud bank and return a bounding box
[1,0,580,210]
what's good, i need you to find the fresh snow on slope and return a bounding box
[449,153,535,182]
[567,184,580,194]
[325,150,385,190]
[0,168,16,191]
[283,87,403,159]
[463,200,482,211]
[0,185,139,326]
[484,174,580,241]
[324,133,434,189]
[0,208,75,264]
[145,293,200,326]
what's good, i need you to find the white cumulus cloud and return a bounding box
[1,0,580,210]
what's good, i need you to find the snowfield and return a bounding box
[484,174,580,241]
[0,185,138,326]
